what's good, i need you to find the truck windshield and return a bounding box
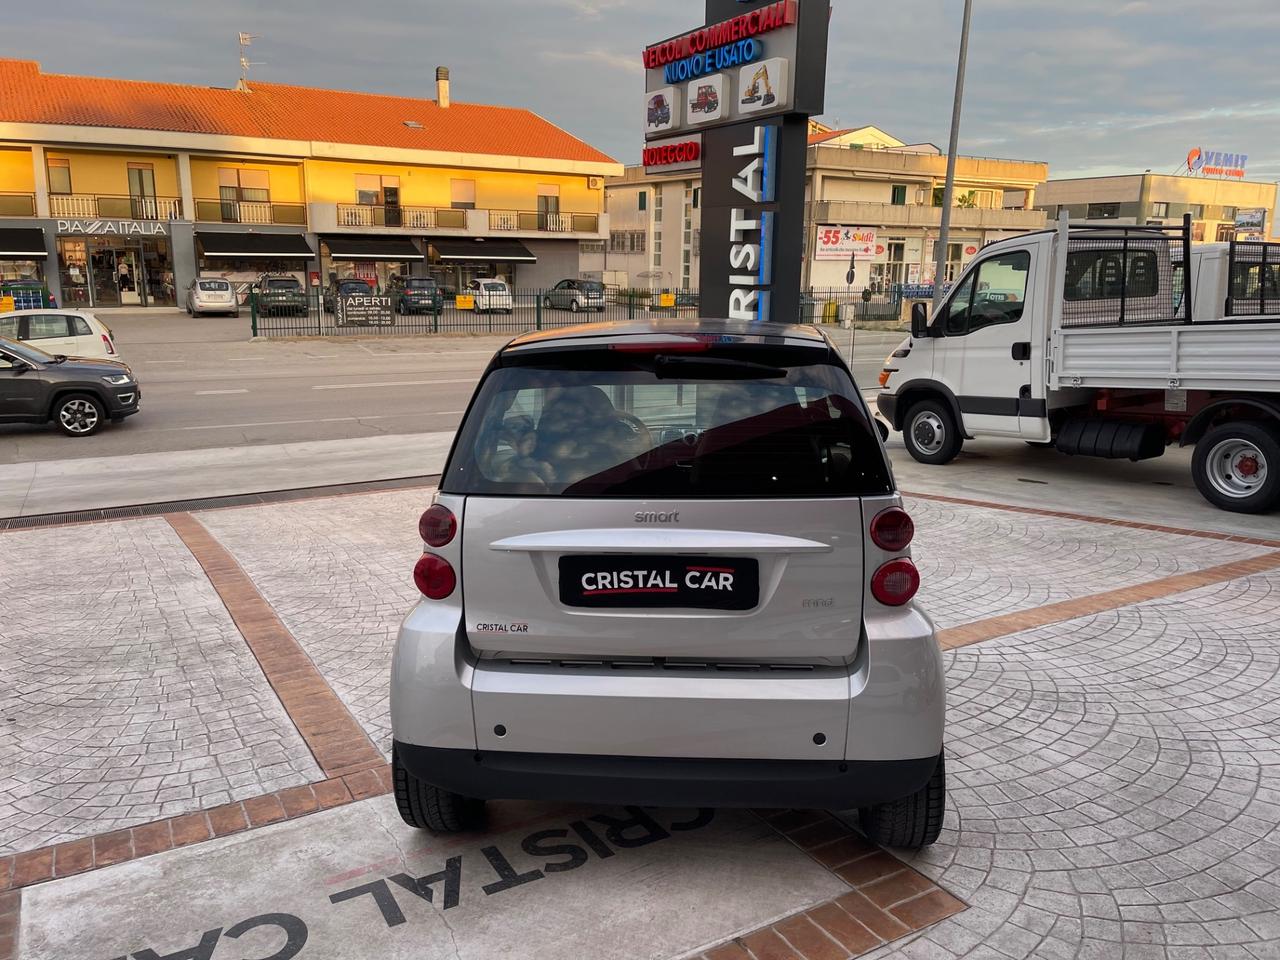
[443,347,891,499]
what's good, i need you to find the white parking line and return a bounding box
[311,378,478,390]
[194,390,250,396]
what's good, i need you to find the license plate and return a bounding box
[559,555,759,610]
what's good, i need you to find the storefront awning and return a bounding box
[322,236,424,261]
[432,239,537,263]
[0,228,48,258]
[197,232,314,259]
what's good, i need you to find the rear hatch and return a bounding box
[445,331,893,664]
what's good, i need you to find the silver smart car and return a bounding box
[390,319,946,848]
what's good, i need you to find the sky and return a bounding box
[6,0,1280,182]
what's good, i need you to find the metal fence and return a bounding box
[250,286,901,338]
[1060,217,1193,328]
[1226,239,1280,318]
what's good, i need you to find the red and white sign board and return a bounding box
[814,226,877,261]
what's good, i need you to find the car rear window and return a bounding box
[482,282,507,292]
[340,281,371,292]
[405,279,437,289]
[443,345,891,499]
[267,279,301,290]
[198,280,231,291]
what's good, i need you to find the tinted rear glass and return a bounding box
[404,279,437,289]
[483,282,507,292]
[443,345,891,499]
[340,281,372,292]
[198,280,231,291]
[266,279,301,290]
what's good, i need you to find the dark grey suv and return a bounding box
[0,336,141,437]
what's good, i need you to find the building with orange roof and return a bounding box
[0,60,621,309]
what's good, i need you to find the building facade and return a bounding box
[0,60,621,307]
[1022,174,1280,242]
[586,124,1048,293]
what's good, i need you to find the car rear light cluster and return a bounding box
[102,334,116,355]
[415,504,458,600]
[869,507,920,607]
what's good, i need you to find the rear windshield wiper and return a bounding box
[652,355,787,380]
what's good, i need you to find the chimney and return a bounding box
[436,67,450,109]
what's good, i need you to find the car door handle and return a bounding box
[1012,342,1031,361]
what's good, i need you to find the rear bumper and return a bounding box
[395,742,939,809]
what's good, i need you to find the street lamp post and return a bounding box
[931,0,975,313]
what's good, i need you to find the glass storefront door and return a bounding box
[57,237,176,308]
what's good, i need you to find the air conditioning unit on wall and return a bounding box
[588,177,604,190]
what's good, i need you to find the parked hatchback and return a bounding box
[0,335,140,436]
[392,277,444,316]
[0,309,119,360]
[543,279,606,314]
[186,278,239,318]
[466,279,514,315]
[390,319,946,848]
[255,275,309,317]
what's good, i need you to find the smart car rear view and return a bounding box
[390,320,946,847]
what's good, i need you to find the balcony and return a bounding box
[0,193,36,217]
[49,194,184,221]
[807,201,1047,232]
[196,199,307,227]
[311,203,605,238]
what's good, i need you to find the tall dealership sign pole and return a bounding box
[931,0,974,313]
[642,0,831,324]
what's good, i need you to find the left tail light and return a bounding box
[414,554,456,600]
[419,504,457,547]
[870,559,920,607]
[102,334,116,355]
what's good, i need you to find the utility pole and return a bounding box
[931,0,974,313]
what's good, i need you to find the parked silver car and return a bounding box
[390,319,946,848]
[185,278,239,318]
[543,279,606,313]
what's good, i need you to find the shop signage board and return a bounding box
[814,226,878,261]
[456,294,476,311]
[56,219,169,237]
[1235,207,1267,234]
[336,294,394,326]
[1186,147,1248,179]
[643,134,703,175]
[657,0,828,323]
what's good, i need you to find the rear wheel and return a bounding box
[903,400,962,465]
[543,296,554,309]
[858,755,946,849]
[392,748,485,833]
[570,299,580,313]
[1192,421,1280,514]
[53,393,106,438]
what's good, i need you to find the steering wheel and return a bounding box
[611,412,654,468]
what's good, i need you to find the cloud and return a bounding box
[539,49,644,75]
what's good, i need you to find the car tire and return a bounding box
[903,400,963,466]
[543,297,554,309]
[53,393,106,438]
[570,299,580,314]
[1192,421,1280,514]
[392,748,485,833]
[858,754,946,850]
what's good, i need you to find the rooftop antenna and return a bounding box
[237,33,263,91]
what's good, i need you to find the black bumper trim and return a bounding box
[394,742,939,810]
[876,393,898,426]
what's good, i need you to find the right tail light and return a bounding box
[418,504,457,547]
[870,507,915,551]
[871,559,920,607]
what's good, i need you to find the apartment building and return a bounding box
[0,60,621,307]
[587,124,1048,292]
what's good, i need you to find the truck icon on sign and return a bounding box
[691,84,719,114]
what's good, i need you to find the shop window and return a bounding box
[47,158,72,195]
[451,180,476,210]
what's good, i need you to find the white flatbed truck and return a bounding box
[877,215,1280,513]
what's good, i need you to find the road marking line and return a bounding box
[144,360,187,364]
[194,390,250,396]
[166,411,464,432]
[311,378,477,390]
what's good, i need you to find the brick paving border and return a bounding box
[936,549,1280,649]
[165,513,386,780]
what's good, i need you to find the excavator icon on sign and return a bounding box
[741,65,777,107]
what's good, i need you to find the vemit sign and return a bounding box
[1187,147,1248,179]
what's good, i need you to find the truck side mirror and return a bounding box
[911,301,931,339]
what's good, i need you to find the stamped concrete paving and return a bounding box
[866,570,1280,960]
[195,490,428,757]
[0,519,321,855]
[19,799,845,960]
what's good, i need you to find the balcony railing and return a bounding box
[49,194,184,221]
[0,192,36,217]
[807,201,1046,232]
[489,211,599,233]
[196,199,307,226]
[336,204,440,230]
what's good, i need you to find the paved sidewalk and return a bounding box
[3,485,1280,959]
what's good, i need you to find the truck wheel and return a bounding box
[1192,422,1280,514]
[859,755,946,849]
[392,748,485,833]
[903,400,962,465]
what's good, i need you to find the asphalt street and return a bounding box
[0,311,907,464]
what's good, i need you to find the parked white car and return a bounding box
[466,279,514,315]
[0,309,119,359]
[185,278,240,317]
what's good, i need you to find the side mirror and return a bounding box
[910,302,931,339]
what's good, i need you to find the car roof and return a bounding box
[0,308,97,318]
[505,318,829,351]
